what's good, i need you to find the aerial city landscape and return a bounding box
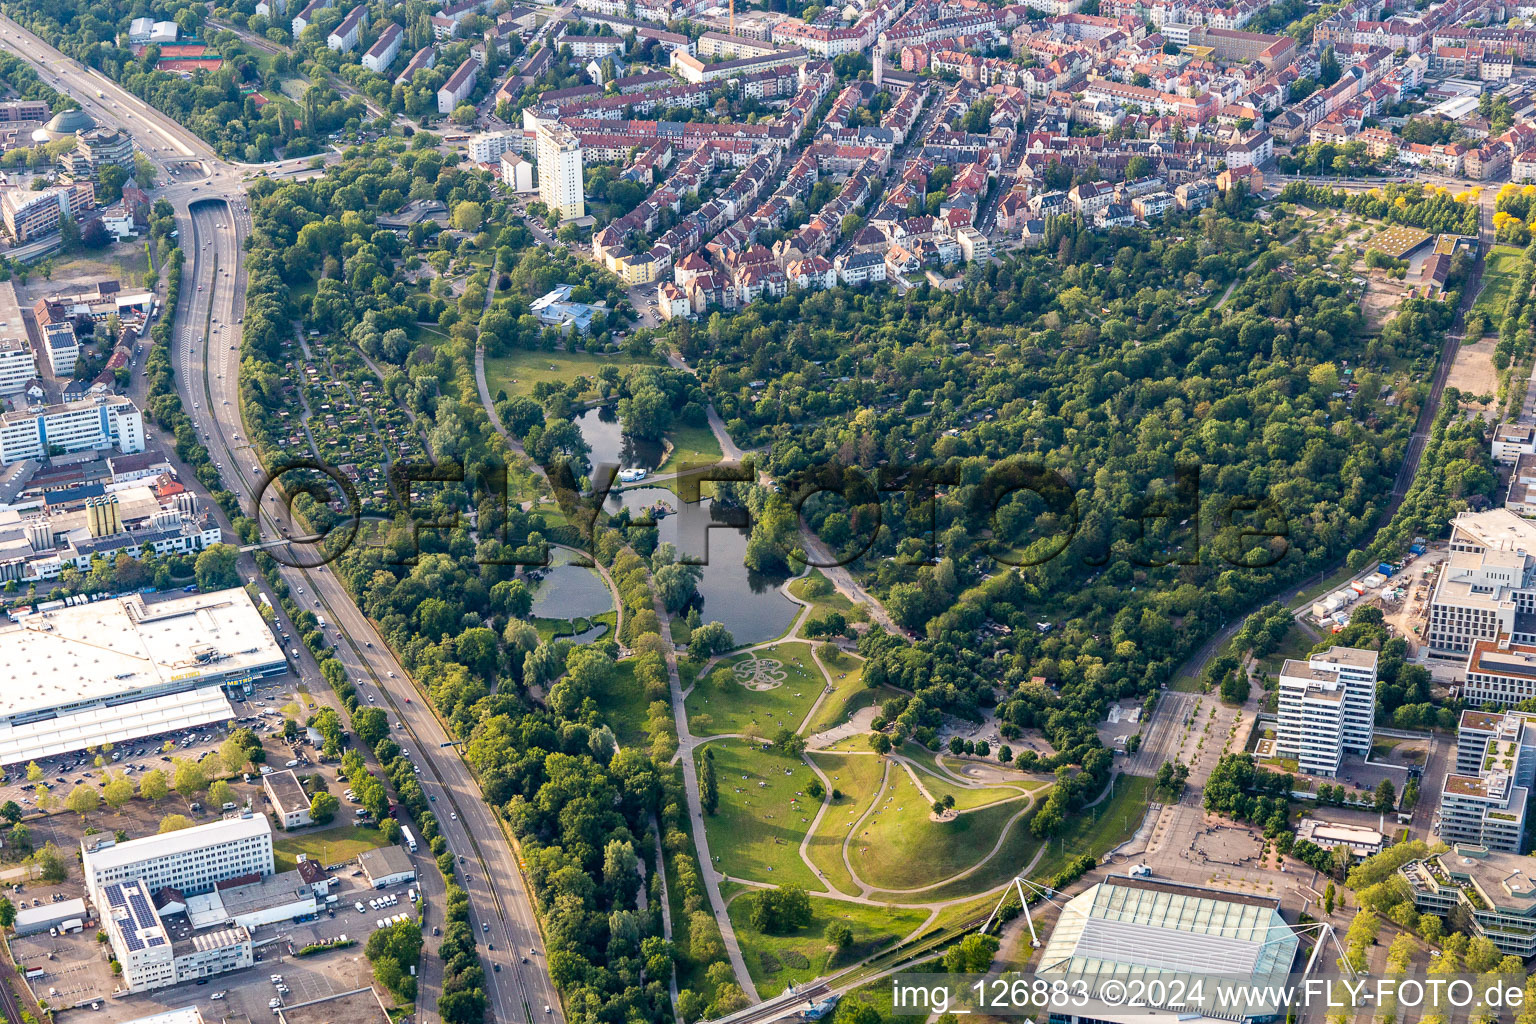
[12,0,1536,1019]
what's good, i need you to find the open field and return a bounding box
[805,752,886,896]
[904,759,1041,811]
[273,824,389,873]
[698,739,821,888]
[848,767,1028,892]
[656,421,724,473]
[686,642,825,737]
[1473,244,1528,318]
[789,571,868,639]
[728,894,929,993]
[482,349,661,402]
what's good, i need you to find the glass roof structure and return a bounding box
[1038,876,1299,1022]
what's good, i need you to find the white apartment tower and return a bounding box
[1275,646,1377,777]
[537,121,585,221]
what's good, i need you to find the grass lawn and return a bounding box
[800,650,873,736]
[1473,244,1528,319]
[848,767,1028,891]
[594,659,649,749]
[789,571,869,639]
[729,895,929,993]
[697,738,821,889]
[904,759,1041,812]
[272,824,388,873]
[805,752,886,896]
[656,421,724,474]
[483,349,661,402]
[685,642,825,738]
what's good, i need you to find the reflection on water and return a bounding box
[530,548,615,621]
[574,406,664,472]
[604,486,797,646]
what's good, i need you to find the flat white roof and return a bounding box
[13,897,86,927]
[85,814,271,875]
[0,687,234,766]
[0,588,285,723]
[119,1009,204,1024]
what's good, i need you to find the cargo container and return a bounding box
[1378,562,1396,577]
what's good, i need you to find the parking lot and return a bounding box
[12,923,118,1010]
[0,676,330,809]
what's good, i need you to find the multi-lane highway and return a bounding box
[176,193,565,1024]
[0,20,567,1022]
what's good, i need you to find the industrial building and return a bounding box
[264,768,314,829]
[358,845,416,889]
[0,588,284,766]
[278,988,393,1024]
[184,869,320,929]
[1036,875,1299,1024]
[12,897,87,935]
[1274,646,1376,777]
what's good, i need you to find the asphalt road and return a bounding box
[176,200,564,1024]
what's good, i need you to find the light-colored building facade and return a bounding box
[537,121,585,220]
[263,769,313,829]
[0,337,35,395]
[1401,848,1536,956]
[84,816,275,905]
[0,395,144,465]
[1275,646,1376,777]
[1427,509,1536,655]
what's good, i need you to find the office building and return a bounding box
[1294,819,1386,859]
[1438,708,1536,852]
[0,336,35,395]
[1457,709,1536,775]
[1401,847,1536,956]
[1274,646,1376,777]
[264,769,313,829]
[1494,422,1536,464]
[42,320,78,377]
[537,121,585,220]
[0,588,285,766]
[0,181,95,242]
[1427,509,1536,655]
[99,878,253,993]
[1036,875,1299,1024]
[66,127,134,179]
[1463,637,1536,705]
[184,870,319,930]
[84,816,275,902]
[0,395,144,465]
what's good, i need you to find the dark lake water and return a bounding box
[574,406,664,473]
[530,548,615,623]
[602,486,797,646]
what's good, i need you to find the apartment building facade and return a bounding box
[1275,646,1377,777]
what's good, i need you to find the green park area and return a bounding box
[727,893,930,993]
[697,738,821,889]
[656,421,724,474]
[848,767,1033,892]
[686,643,828,738]
[483,349,658,401]
[1474,245,1528,319]
[273,824,389,873]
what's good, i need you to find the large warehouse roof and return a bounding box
[0,687,234,766]
[1039,876,1298,1019]
[0,588,284,722]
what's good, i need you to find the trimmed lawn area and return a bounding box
[805,752,886,896]
[849,766,1029,891]
[482,349,661,402]
[789,571,868,640]
[801,649,871,736]
[903,759,1040,811]
[1473,244,1528,319]
[272,824,389,873]
[698,738,821,889]
[729,895,929,994]
[1254,622,1316,680]
[686,642,825,738]
[917,774,1153,902]
[657,421,724,474]
[594,658,649,749]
